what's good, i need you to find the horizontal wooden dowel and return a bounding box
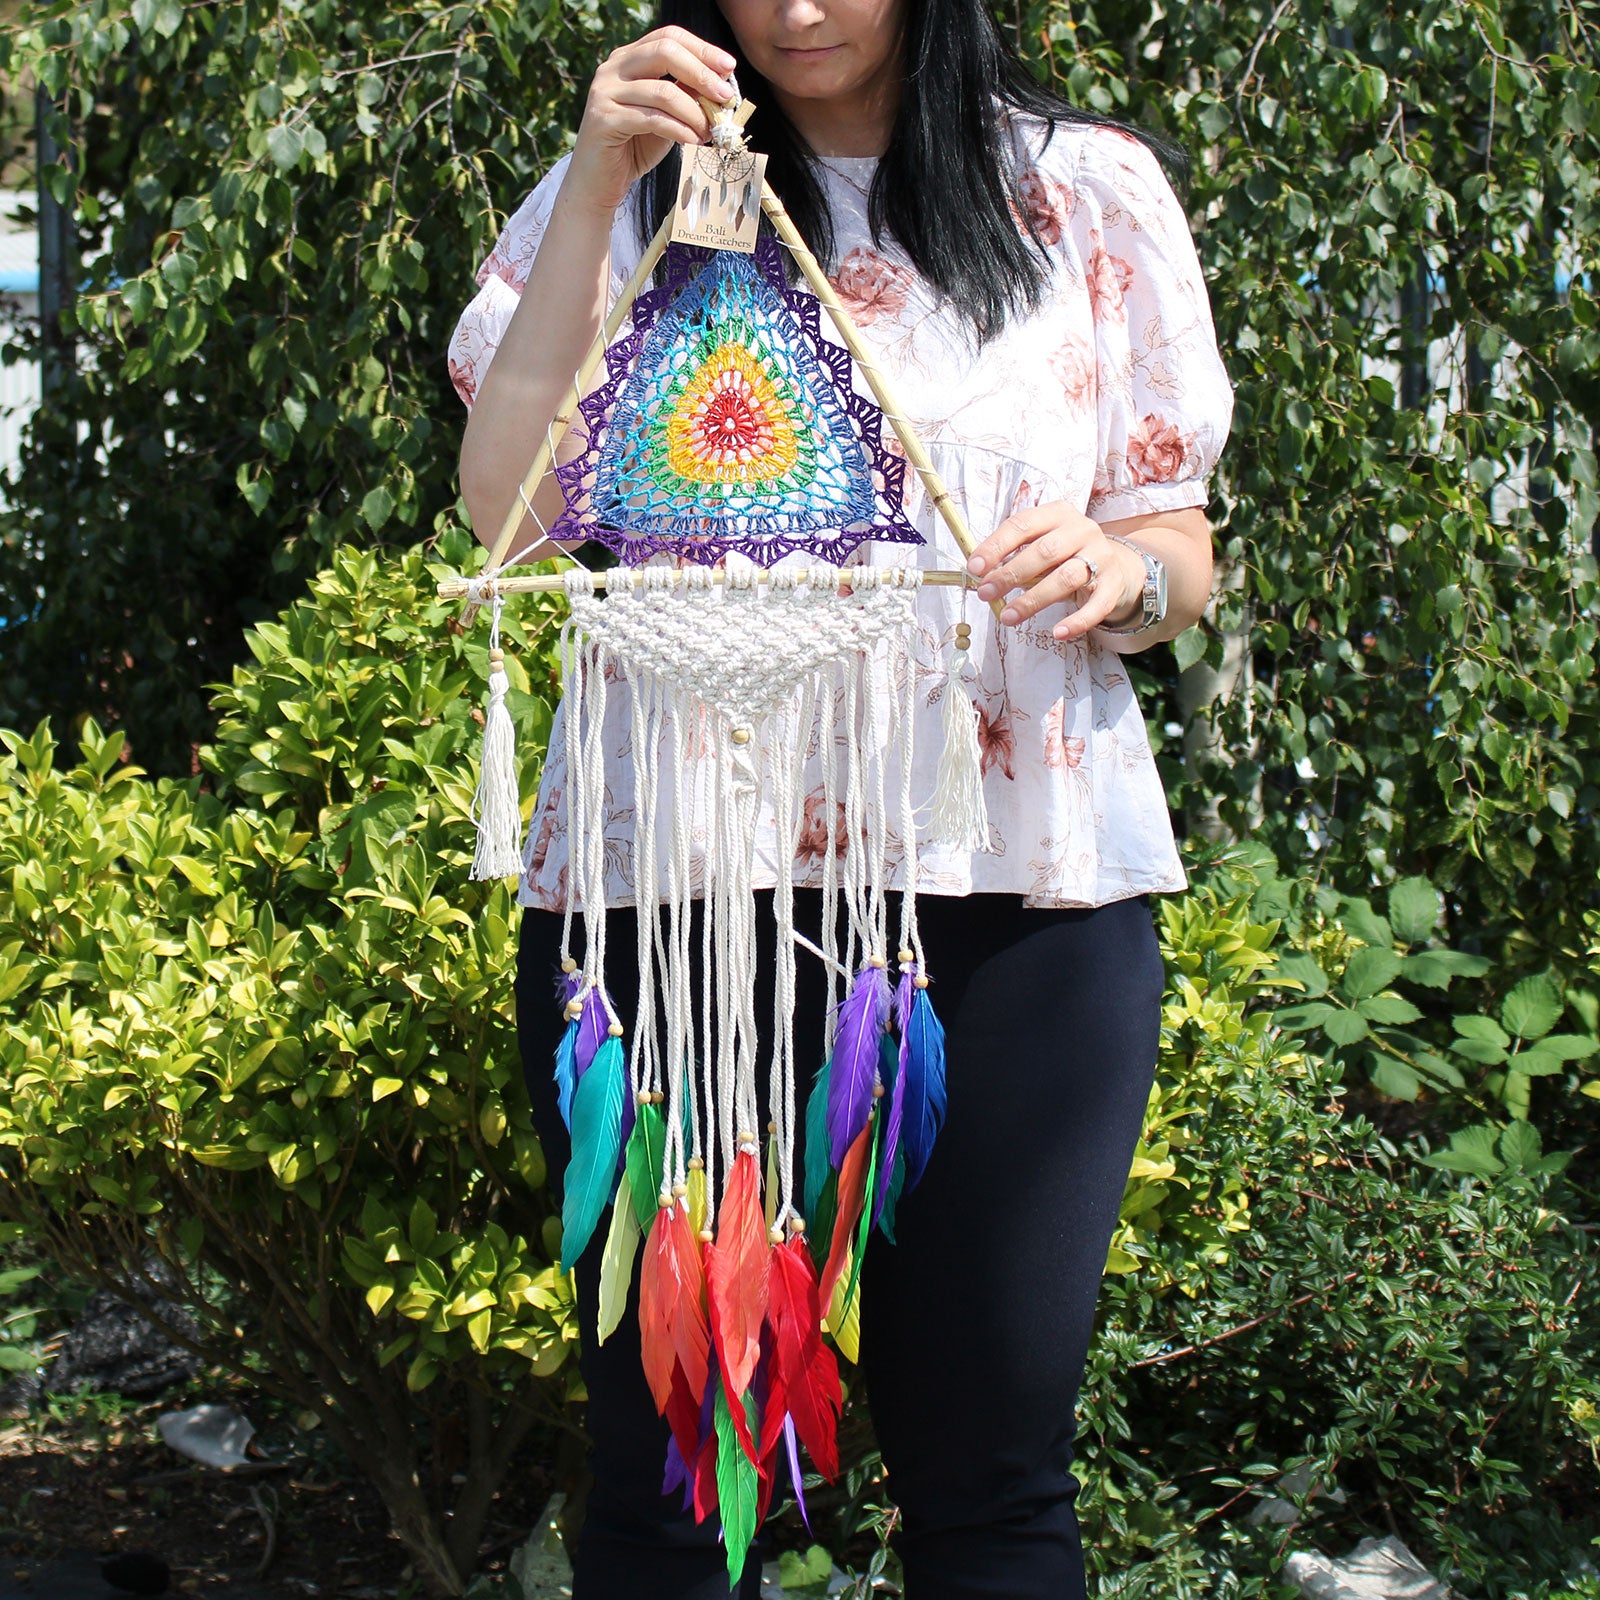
[438,566,985,599]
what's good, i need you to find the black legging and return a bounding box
[516,890,1164,1600]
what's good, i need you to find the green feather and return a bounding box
[714,1381,760,1588]
[624,1099,667,1231]
[877,1145,907,1244]
[843,1110,880,1314]
[808,1168,837,1277]
[560,1035,626,1266]
[803,1058,832,1219]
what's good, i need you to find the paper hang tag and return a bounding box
[670,141,767,254]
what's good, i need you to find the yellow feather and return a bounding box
[597,1169,641,1345]
[687,1165,708,1238]
[821,1241,861,1364]
[764,1132,780,1236]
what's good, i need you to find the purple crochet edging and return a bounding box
[549,237,919,569]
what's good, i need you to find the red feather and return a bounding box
[768,1236,841,1481]
[755,1438,778,1527]
[663,1360,703,1468]
[692,1422,720,1522]
[820,1119,872,1309]
[706,1150,771,1402]
[640,1202,711,1416]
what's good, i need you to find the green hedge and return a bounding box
[5,544,1598,1595]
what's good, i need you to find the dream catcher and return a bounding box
[439,91,994,1581]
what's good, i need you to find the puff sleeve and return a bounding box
[446,154,643,411]
[1066,129,1233,522]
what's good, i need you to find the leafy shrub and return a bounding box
[6,545,1597,1598]
[1073,880,1600,1598]
[0,540,568,1595]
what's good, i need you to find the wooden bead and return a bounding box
[672,1183,688,1197]
[560,958,578,973]
[737,1129,755,1146]
[698,1228,715,1243]
[565,999,583,1020]
[914,974,931,989]
[898,948,914,963]
[955,621,972,636]
[607,1022,624,1037]
[488,647,504,668]
[868,954,886,968]
[872,1082,886,1098]
[730,726,751,745]
[789,1217,807,1235]
[688,1156,704,1170]
[768,1226,785,1245]
[767,1121,777,1135]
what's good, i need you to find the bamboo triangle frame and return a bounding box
[444,173,998,619]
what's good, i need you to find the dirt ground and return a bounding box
[0,1395,556,1600]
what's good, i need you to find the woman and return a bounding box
[449,2,1232,1595]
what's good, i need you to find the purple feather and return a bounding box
[826,965,890,1168]
[783,1413,811,1533]
[901,984,948,1192]
[872,967,915,1227]
[663,1435,688,1502]
[555,967,582,1007]
[575,985,610,1079]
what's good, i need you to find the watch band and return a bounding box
[1098,534,1167,637]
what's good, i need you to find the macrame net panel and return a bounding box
[562,563,920,728]
[551,239,921,568]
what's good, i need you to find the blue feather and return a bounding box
[560,1033,626,1265]
[900,987,947,1192]
[554,1018,579,1131]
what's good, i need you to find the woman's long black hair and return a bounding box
[641,0,1187,342]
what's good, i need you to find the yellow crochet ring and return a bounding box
[665,340,802,486]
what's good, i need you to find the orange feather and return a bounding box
[666,1204,711,1405]
[820,1120,872,1308]
[637,1207,678,1414]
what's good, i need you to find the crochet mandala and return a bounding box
[550,237,921,567]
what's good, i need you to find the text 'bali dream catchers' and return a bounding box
[438,90,998,1581]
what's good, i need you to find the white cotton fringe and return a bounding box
[470,596,526,881]
[927,644,990,853]
[554,564,924,1229]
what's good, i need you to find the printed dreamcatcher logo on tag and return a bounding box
[671,142,767,254]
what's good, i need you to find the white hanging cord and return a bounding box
[927,570,991,853]
[895,612,927,973]
[556,607,584,972]
[467,587,526,881]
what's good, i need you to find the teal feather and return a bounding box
[802,1058,832,1220]
[560,1034,626,1266]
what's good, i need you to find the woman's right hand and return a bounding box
[564,27,739,217]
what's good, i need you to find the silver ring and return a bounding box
[1082,555,1100,588]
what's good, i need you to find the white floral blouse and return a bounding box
[448,119,1234,910]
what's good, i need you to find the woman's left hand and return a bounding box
[965,501,1143,640]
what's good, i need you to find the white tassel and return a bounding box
[927,629,990,853]
[470,598,525,881]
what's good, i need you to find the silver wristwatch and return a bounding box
[1098,534,1168,636]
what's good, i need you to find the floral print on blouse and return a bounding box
[448,119,1234,910]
